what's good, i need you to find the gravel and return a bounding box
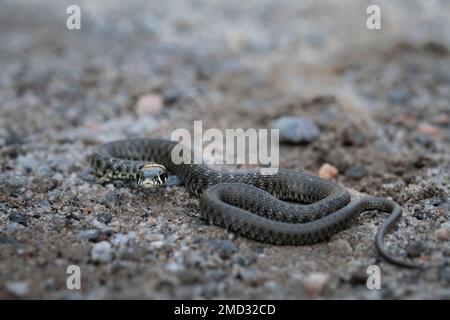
[1,0,449,300]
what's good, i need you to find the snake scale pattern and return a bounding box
[91,138,419,268]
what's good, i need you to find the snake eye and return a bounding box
[137,164,168,188]
[159,170,168,183]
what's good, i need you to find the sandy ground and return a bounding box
[0,0,449,299]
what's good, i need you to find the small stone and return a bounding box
[165,262,182,272]
[104,190,119,206]
[436,222,450,239]
[163,87,181,105]
[0,172,27,193]
[414,211,429,221]
[111,232,136,246]
[348,164,366,180]
[303,272,329,296]
[6,281,29,297]
[318,163,338,179]
[38,165,54,177]
[232,254,258,267]
[435,228,450,240]
[77,229,111,242]
[388,88,411,104]
[413,132,433,148]
[415,123,440,138]
[272,116,320,144]
[36,200,52,215]
[17,154,39,173]
[435,113,449,125]
[150,240,167,249]
[438,265,450,284]
[238,266,263,286]
[135,93,164,116]
[91,241,113,263]
[440,221,450,230]
[204,239,239,259]
[97,212,113,224]
[5,222,24,233]
[8,213,30,226]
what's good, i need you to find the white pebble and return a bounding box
[91,241,113,263]
[6,281,29,297]
[303,272,329,296]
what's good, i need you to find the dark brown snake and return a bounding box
[91,138,422,268]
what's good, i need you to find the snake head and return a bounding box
[137,164,168,188]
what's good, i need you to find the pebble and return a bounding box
[413,211,429,221]
[104,190,119,206]
[440,221,450,230]
[435,113,449,125]
[435,222,450,240]
[415,123,440,138]
[36,201,52,215]
[97,212,114,225]
[272,116,320,144]
[303,272,329,296]
[238,266,263,286]
[5,222,24,233]
[413,132,433,148]
[0,172,27,193]
[438,265,450,284]
[164,262,183,272]
[150,240,167,249]
[17,154,39,173]
[111,232,136,246]
[388,88,411,104]
[6,281,29,297]
[204,239,239,259]
[348,164,366,180]
[77,229,111,242]
[163,87,181,105]
[8,213,30,226]
[318,163,338,179]
[135,93,164,116]
[91,241,113,263]
[435,228,449,240]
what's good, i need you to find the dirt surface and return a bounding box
[1,1,450,299]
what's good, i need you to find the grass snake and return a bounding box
[91,138,421,268]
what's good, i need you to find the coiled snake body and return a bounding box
[91,138,418,268]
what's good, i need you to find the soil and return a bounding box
[0,0,449,299]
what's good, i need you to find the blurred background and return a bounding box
[0,0,449,299]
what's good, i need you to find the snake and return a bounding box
[90,138,421,268]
